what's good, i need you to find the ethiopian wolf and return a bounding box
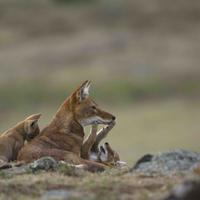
[0,113,41,164]
[18,81,115,171]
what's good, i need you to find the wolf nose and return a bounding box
[112,116,116,120]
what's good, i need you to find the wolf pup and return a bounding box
[98,142,120,165]
[0,113,41,164]
[81,122,120,166]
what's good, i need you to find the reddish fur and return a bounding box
[0,114,41,165]
[17,81,115,171]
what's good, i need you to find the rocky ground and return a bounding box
[0,150,200,200]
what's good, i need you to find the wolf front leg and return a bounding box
[91,121,116,154]
[81,124,98,159]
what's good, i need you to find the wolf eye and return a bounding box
[92,106,96,110]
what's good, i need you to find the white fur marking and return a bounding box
[79,116,112,127]
[89,153,98,161]
[100,145,108,162]
[116,161,128,167]
[100,152,108,162]
[80,81,91,99]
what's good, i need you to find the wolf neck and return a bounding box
[49,100,84,137]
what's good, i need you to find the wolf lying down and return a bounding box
[0,81,126,171]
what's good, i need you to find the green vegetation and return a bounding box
[0,79,199,110]
[0,171,185,200]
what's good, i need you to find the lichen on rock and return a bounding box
[132,150,200,175]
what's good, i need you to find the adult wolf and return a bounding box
[18,81,115,171]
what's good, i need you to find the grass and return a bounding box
[0,170,186,200]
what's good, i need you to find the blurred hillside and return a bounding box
[0,0,200,164]
[0,0,200,96]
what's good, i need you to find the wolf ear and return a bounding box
[25,113,42,121]
[24,114,41,134]
[105,142,115,156]
[76,80,91,102]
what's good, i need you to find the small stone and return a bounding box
[28,157,58,172]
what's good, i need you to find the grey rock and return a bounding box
[163,179,200,200]
[0,157,58,176]
[132,150,200,175]
[28,157,58,172]
[1,164,31,176]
